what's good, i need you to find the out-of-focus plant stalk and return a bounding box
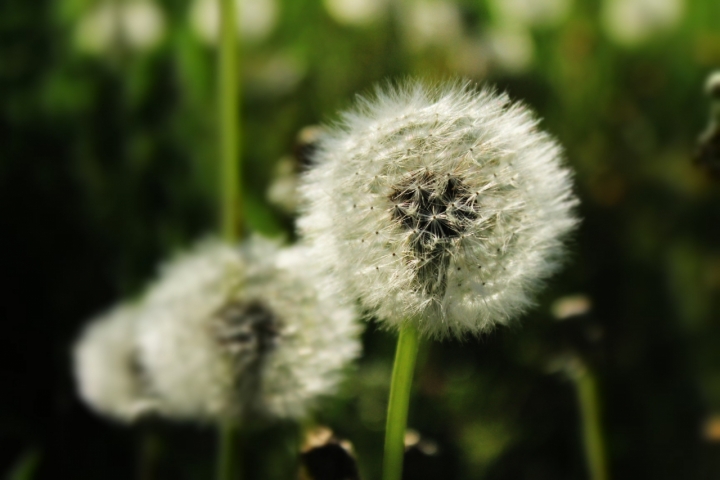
[218,421,240,480]
[219,0,241,243]
[137,429,162,480]
[383,324,420,480]
[570,359,609,480]
[217,0,241,477]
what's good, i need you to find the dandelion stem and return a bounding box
[217,421,240,480]
[383,324,420,480]
[219,0,241,243]
[217,0,241,476]
[572,361,609,480]
[137,428,160,480]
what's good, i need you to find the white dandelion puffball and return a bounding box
[136,237,361,422]
[73,305,157,423]
[299,81,578,339]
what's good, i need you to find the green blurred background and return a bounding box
[3,0,720,478]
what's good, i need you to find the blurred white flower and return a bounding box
[489,0,572,28]
[73,305,157,423]
[401,0,463,50]
[602,0,683,46]
[136,237,361,422]
[189,0,278,45]
[122,1,166,50]
[299,80,578,339]
[74,0,165,55]
[324,0,388,27]
[485,26,535,74]
[450,27,534,78]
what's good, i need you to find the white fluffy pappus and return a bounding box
[299,80,578,339]
[73,305,157,423]
[136,237,361,422]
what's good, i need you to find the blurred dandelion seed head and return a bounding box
[401,0,463,50]
[136,237,361,422]
[324,0,388,26]
[73,305,157,423]
[299,80,578,339]
[489,0,573,28]
[601,0,683,47]
[122,1,166,49]
[189,0,278,45]
[485,26,535,74]
[74,0,166,55]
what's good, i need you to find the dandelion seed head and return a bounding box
[73,305,157,423]
[299,80,578,339]
[136,237,361,422]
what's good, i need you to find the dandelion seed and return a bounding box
[299,80,578,339]
[136,237,361,422]
[73,305,157,423]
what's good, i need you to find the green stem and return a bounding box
[137,429,160,480]
[572,361,609,480]
[219,0,241,243]
[217,0,241,476]
[383,324,420,480]
[217,422,240,480]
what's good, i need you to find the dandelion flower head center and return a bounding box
[213,301,280,371]
[134,239,361,421]
[390,169,479,295]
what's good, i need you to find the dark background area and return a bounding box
[3,0,720,478]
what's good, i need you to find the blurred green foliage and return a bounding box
[3,0,720,478]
